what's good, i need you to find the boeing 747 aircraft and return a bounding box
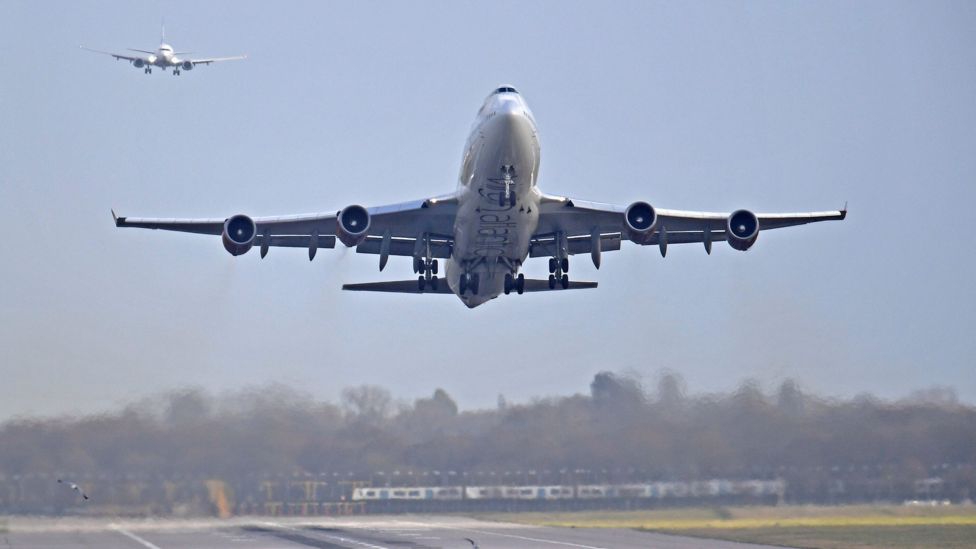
[81,28,245,75]
[114,86,846,308]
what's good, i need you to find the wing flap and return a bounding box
[191,55,247,66]
[530,234,622,258]
[355,236,452,258]
[257,234,336,249]
[81,46,141,62]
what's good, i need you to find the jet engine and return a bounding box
[726,209,759,251]
[132,59,145,68]
[222,214,257,256]
[336,205,371,247]
[624,201,657,243]
[181,61,193,71]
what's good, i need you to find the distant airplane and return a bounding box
[81,25,245,75]
[114,86,846,308]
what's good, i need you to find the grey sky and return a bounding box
[1,1,974,420]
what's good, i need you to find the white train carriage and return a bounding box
[352,486,462,501]
[429,486,464,500]
[609,484,653,498]
[541,485,575,500]
[575,485,610,499]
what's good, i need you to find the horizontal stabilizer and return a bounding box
[342,279,598,294]
[342,280,453,294]
[521,279,598,292]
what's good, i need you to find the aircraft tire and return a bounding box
[431,260,438,275]
[430,276,438,291]
[516,273,525,294]
[418,276,425,291]
[548,258,556,273]
[561,274,569,289]
[548,274,556,289]
[561,258,569,272]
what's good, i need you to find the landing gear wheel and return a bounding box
[459,274,468,295]
[548,258,557,273]
[498,193,506,207]
[504,273,513,295]
[470,273,480,295]
[509,193,516,207]
[431,260,438,275]
[430,276,439,291]
[516,273,525,295]
[561,258,569,273]
[561,274,569,289]
[548,274,556,289]
[418,276,426,291]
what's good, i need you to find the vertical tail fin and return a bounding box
[160,17,166,43]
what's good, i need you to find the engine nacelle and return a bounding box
[336,205,370,247]
[222,214,257,256]
[726,209,759,251]
[624,201,657,244]
[132,59,145,68]
[181,60,193,71]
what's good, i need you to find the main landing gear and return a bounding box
[503,272,525,295]
[548,256,570,289]
[414,256,439,291]
[144,67,152,74]
[173,68,181,76]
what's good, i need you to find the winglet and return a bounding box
[111,209,124,227]
[840,201,848,220]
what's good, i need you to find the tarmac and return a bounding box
[0,514,791,548]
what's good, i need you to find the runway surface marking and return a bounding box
[112,526,163,549]
[260,522,390,549]
[394,520,610,549]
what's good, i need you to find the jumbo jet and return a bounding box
[114,86,846,308]
[81,29,245,75]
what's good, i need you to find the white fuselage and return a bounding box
[447,90,542,307]
[148,43,181,67]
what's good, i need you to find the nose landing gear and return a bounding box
[498,165,517,207]
[459,272,480,296]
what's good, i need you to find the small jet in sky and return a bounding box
[81,26,245,75]
[114,86,846,308]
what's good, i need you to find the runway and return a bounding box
[1,515,789,548]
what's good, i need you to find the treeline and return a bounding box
[1,372,974,500]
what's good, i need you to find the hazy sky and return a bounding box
[1,1,974,420]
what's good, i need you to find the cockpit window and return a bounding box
[493,87,518,95]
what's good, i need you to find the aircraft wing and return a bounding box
[80,46,142,62]
[113,194,459,257]
[190,55,247,66]
[534,194,846,257]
